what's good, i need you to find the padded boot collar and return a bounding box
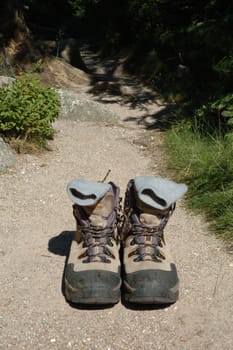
[134,176,187,210]
[67,179,111,206]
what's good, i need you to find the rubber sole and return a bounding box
[123,287,179,305]
[64,267,121,305]
[65,278,121,304]
[122,266,179,305]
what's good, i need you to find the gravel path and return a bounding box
[0,47,233,350]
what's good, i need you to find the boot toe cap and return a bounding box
[123,264,179,304]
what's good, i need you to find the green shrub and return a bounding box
[32,59,45,73]
[0,75,60,147]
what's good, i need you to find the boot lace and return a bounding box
[128,205,175,262]
[78,225,117,264]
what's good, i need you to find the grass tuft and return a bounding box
[165,121,233,248]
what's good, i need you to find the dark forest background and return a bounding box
[1,1,233,239]
[1,0,233,135]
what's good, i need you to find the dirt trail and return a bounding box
[0,46,233,350]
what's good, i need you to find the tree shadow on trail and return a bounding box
[123,105,175,131]
[76,43,175,130]
[79,43,175,130]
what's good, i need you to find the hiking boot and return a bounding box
[122,176,187,304]
[65,179,121,305]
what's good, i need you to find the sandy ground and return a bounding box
[1,48,233,350]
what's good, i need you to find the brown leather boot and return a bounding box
[122,176,187,304]
[65,179,121,305]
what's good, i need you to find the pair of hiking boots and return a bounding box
[65,176,187,305]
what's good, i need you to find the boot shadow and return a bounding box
[48,230,74,256]
[48,230,116,310]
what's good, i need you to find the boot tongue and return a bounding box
[136,196,163,226]
[140,213,160,226]
[84,191,115,227]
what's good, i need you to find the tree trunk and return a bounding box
[0,0,28,65]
